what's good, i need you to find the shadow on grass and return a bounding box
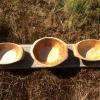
[49,49,80,79]
[0,23,10,41]
[49,68,80,79]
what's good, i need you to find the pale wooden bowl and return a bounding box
[73,39,100,61]
[0,43,24,65]
[30,37,68,67]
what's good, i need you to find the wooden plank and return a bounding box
[0,44,100,69]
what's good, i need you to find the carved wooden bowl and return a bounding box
[73,39,100,61]
[0,43,24,64]
[30,37,68,67]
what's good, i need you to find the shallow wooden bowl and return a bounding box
[0,43,24,65]
[30,37,68,67]
[73,39,100,61]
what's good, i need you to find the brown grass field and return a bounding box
[0,0,100,100]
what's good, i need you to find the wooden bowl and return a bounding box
[73,39,100,61]
[0,43,24,65]
[30,37,68,67]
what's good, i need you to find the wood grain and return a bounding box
[0,44,100,69]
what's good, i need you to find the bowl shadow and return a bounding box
[48,49,80,78]
[49,68,80,79]
[55,49,80,68]
[0,51,34,69]
[82,60,100,68]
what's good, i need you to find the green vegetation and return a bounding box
[63,0,100,28]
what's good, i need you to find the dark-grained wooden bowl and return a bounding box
[30,37,68,67]
[73,39,100,61]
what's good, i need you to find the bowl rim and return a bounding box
[73,39,100,61]
[30,37,68,67]
[0,42,24,65]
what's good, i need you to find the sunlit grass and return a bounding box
[0,0,99,42]
[63,0,100,28]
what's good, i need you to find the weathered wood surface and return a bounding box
[0,45,100,69]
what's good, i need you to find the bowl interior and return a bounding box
[77,40,100,60]
[33,38,67,65]
[0,43,23,64]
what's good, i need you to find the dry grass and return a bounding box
[0,69,100,100]
[0,0,99,43]
[0,0,100,100]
